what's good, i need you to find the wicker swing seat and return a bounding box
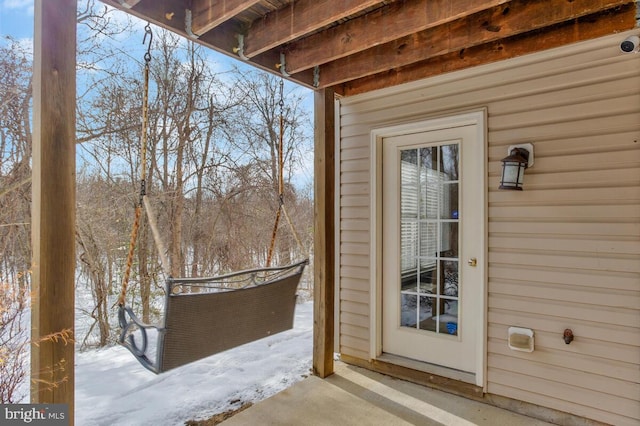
[118,259,307,374]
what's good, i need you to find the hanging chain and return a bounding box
[139,23,153,206]
[277,78,285,206]
[118,23,153,308]
[266,78,286,267]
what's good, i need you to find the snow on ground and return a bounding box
[75,301,313,426]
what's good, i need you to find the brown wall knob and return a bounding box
[563,329,574,344]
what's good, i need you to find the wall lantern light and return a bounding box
[499,143,534,190]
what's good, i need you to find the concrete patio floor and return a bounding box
[222,362,554,425]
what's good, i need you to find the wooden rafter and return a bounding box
[338,3,639,95]
[243,0,382,58]
[100,0,637,90]
[314,0,634,88]
[189,0,262,37]
[281,0,510,74]
[102,0,191,36]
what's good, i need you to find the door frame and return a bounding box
[369,110,488,388]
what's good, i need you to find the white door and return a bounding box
[382,122,484,374]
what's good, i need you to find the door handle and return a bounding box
[467,258,477,267]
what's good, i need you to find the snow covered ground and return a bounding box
[74,301,313,425]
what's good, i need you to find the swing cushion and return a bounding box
[158,269,301,372]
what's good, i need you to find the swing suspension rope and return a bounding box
[117,24,154,308]
[266,79,305,267]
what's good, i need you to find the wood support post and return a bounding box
[313,88,335,378]
[31,0,76,419]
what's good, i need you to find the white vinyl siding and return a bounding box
[337,31,640,425]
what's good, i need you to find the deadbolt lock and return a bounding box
[468,258,477,267]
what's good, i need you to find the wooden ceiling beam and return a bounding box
[316,0,633,89]
[100,0,243,58]
[101,0,191,36]
[189,0,262,37]
[338,3,638,96]
[100,0,317,87]
[100,0,235,46]
[98,0,636,91]
[242,0,382,58]
[283,0,510,74]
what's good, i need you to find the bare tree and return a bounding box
[0,282,29,403]
[0,38,33,402]
[228,70,312,266]
[0,38,33,284]
[146,31,241,278]
[76,174,134,347]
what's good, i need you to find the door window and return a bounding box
[399,144,460,335]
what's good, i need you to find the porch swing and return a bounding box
[116,25,308,374]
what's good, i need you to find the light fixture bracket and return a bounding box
[507,143,534,168]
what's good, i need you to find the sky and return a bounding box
[0,0,33,41]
